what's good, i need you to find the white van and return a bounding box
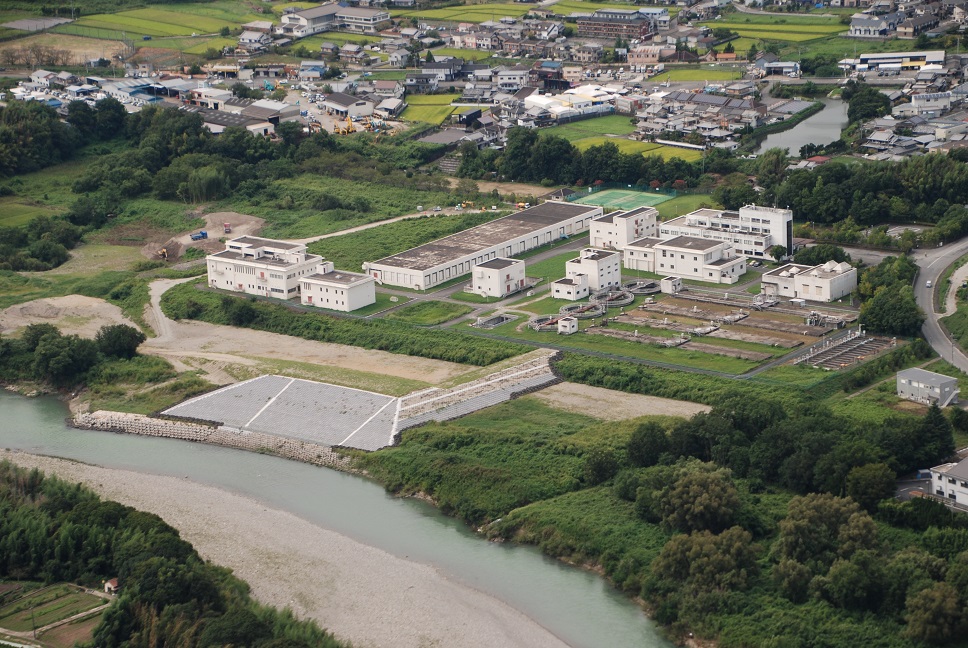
[926,280,933,288]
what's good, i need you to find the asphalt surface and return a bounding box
[914,238,968,373]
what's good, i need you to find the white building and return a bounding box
[552,274,589,300]
[207,237,323,299]
[300,262,376,312]
[363,202,602,290]
[336,6,390,33]
[278,4,340,38]
[929,458,968,508]
[623,236,747,284]
[897,368,960,407]
[590,206,659,250]
[472,258,526,298]
[660,204,793,258]
[760,261,857,302]
[564,248,622,291]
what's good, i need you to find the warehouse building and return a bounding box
[363,202,602,290]
[207,237,323,299]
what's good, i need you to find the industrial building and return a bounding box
[552,248,621,300]
[841,49,945,72]
[300,261,376,312]
[659,204,793,257]
[760,261,857,302]
[471,258,526,298]
[590,206,659,250]
[897,368,960,407]
[207,237,323,299]
[622,236,746,284]
[363,201,602,290]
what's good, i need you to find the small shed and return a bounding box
[104,578,119,594]
[660,276,682,295]
[558,316,579,335]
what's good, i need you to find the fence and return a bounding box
[562,183,678,202]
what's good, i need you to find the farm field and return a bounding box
[405,94,461,105]
[271,2,320,14]
[393,3,530,22]
[368,70,407,80]
[653,66,742,82]
[163,1,265,23]
[432,47,493,61]
[540,115,637,141]
[552,0,681,16]
[572,137,704,161]
[0,584,104,632]
[0,33,126,64]
[69,8,235,38]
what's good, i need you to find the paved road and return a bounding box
[914,238,968,373]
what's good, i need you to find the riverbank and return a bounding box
[0,449,572,648]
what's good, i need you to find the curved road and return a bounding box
[915,238,968,373]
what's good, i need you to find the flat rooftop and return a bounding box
[370,202,599,272]
[658,235,723,251]
[229,236,302,250]
[571,249,618,262]
[210,250,322,268]
[478,257,520,270]
[626,236,662,249]
[305,270,371,285]
[899,367,958,386]
[593,206,655,224]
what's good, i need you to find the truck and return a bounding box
[190,230,208,241]
[223,223,232,234]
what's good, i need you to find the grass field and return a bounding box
[71,8,235,38]
[571,137,704,162]
[400,104,457,124]
[654,193,719,220]
[540,115,637,142]
[163,1,265,23]
[393,3,530,22]
[551,0,680,14]
[385,300,473,325]
[368,70,407,80]
[652,67,743,82]
[0,200,60,227]
[574,188,673,210]
[432,47,493,61]
[405,94,461,105]
[0,584,103,633]
[301,32,381,48]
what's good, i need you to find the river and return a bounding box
[757,98,848,154]
[1,391,671,648]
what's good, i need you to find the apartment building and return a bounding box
[578,8,656,40]
[207,237,323,299]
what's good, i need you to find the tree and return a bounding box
[767,244,787,263]
[793,244,850,265]
[723,41,734,54]
[775,493,877,573]
[425,50,434,63]
[652,526,758,592]
[859,285,924,336]
[66,100,96,139]
[904,582,966,644]
[846,463,896,511]
[747,43,758,61]
[658,463,740,533]
[95,324,146,359]
[32,334,99,385]
[583,447,619,485]
[757,148,789,201]
[821,550,886,611]
[627,421,669,467]
[94,97,127,140]
[712,172,757,210]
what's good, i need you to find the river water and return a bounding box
[1,391,671,648]
[757,98,848,154]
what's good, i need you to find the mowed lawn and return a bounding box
[400,94,460,124]
[433,47,492,61]
[541,115,637,142]
[655,194,720,220]
[572,137,704,162]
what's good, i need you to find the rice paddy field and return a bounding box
[64,8,235,38]
[432,47,493,61]
[551,0,681,16]
[301,32,381,48]
[540,115,637,141]
[652,67,742,82]
[393,3,530,22]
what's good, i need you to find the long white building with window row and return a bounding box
[207,236,322,299]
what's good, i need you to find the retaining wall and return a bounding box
[72,411,351,471]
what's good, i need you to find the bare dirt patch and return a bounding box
[448,177,551,198]
[527,382,710,420]
[141,211,265,261]
[0,296,131,338]
[0,34,125,65]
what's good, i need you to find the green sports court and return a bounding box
[573,189,673,210]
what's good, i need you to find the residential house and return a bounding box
[404,71,440,93]
[897,13,940,37]
[238,30,272,52]
[848,11,906,37]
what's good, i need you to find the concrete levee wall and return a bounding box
[72,411,351,471]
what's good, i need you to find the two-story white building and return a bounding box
[552,248,621,301]
[660,204,793,258]
[590,206,659,250]
[897,368,960,407]
[760,261,857,302]
[472,258,526,298]
[300,261,376,312]
[336,6,390,33]
[207,237,323,299]
[623,236,747,284]
[278,4,340,38]
[930,458,968,509]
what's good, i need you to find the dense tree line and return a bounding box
[0,460,347,647]
[858,255,926,336]
[0,322,145,386]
